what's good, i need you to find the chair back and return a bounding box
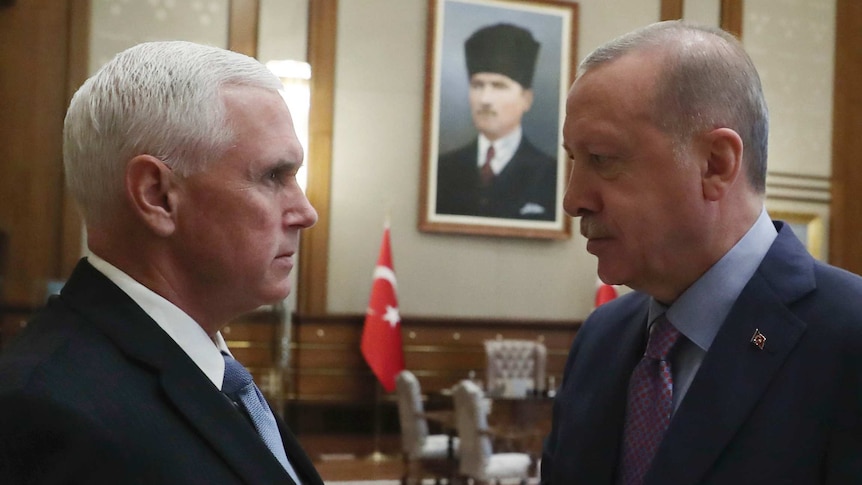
[484,339,547,396]
[452,379,493,478]
[395,370,430,457]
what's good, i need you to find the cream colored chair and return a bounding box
[395,370,458,484]
[452,379,531,485]
[484,339,547,397]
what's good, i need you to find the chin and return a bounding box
[256,285,292,306]
[596,267,626,287]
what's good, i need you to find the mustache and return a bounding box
[580,217,611,239]
[475,107,496,116]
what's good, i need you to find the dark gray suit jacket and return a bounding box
[0,259,323,484]
[436,135,558,221]
[542,222,862,484]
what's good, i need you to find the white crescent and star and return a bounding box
[373,265,397,288]
[367,264,400,328]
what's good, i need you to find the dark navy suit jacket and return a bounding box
[541,222,862,484]
[436,135,558,221]
[0,259,323,484]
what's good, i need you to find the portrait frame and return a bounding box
[768,210,825,261]
[418,0,578,239]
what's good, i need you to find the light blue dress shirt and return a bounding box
[646,208,778,413]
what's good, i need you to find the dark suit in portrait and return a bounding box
[436,137,557,220]
[0,260,324,484]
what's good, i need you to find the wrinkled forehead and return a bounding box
[568,51,661,117]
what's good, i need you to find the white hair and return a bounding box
[63,41,283,223]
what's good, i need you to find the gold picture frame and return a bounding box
[418,0,578,239]
[769,210,825,260]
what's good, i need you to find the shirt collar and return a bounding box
[649,207,778,350]
[86,253,229,389]
[478,126,522,174]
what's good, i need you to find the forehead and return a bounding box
[220,86,302,163]
[565,52,661,134]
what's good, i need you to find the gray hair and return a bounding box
[579,21,769,193]
[63,41,283,223]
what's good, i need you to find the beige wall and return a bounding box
[326,0,836,320]
[86,0,837,321]
[89,0,229,72]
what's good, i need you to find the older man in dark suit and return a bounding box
[542,21,862,485]
[436,23,558,221]
[0,41,321,484]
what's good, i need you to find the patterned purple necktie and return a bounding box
[618,315,682,485]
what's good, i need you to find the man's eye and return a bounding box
[590,154,625,179]
[265,167,289,184]
[589,153,608,164]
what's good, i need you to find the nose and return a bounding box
[287,190,318,229]
[563,160,596,218]
[477,85,494,104]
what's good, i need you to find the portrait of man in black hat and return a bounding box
[435,23,558,221]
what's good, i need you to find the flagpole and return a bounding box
[365,381,389,462]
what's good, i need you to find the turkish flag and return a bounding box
[360,225,405,392]
[595,279,618,307]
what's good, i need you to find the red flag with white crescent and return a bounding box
[360,225,405,392]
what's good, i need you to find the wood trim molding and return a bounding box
[60,0,89,277]
[289,312,582,405]
[294,312,582,331]
[298,0,337,315]
[830,0,862,273]
[660,0,683,21]
[719,0,743,38]
[228,0,259,56]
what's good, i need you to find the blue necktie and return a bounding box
[222,352,302,484]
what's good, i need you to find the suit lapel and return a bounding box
[646,226,815,485]
[60,260,294,484]
[160,370,292,483]
[567,299,649,482]
[277,417,325,485]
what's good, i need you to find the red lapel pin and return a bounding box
[750,329,767,350]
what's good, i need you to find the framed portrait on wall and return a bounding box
[418,0,578,239]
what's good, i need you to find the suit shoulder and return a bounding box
[808,261,862,336]
[438,141,477,166]
[0,298,112,393]
[580,291,649,337]
[517,136,557,168]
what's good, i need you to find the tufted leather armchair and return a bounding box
[483,339,547,397]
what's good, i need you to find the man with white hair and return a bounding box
[0,41,321,484]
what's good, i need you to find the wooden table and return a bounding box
[486,395,553,464]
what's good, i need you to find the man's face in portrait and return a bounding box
[469,72,534,141]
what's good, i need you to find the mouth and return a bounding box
[275,251,295,263]
[580,218,610,240]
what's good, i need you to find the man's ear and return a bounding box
[701,127,744,201]
[523,88,534,111]
[125,155,178,237]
